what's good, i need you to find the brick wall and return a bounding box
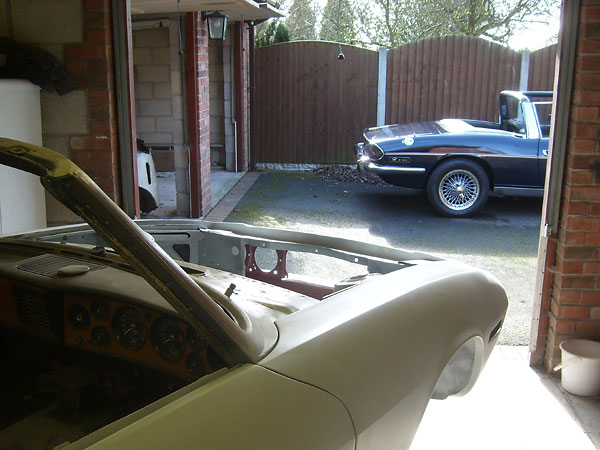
[65,0,119,204]
[186,12,211,217]
[544,0,600,370]
[198,18,211,214]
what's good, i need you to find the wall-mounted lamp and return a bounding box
[202,11,228,40]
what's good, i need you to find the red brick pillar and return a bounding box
[64,0,120,203]
[544,1,600,370]
[187,12,211,217]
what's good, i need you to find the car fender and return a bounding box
[429,152,495,189]
[137,151,159,212]
[261,260,507,449]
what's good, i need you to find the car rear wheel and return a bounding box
[427,159,489,217]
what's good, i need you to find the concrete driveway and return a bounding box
[226,170,543,346]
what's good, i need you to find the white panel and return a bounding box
[0,79,47,234]
[132,0,258,14]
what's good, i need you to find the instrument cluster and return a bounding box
[64,294,225,380]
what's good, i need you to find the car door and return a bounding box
[495,96,543,187]
[535,101,553,188]
[538,136,549,187]
[71,365,355,450]
[485,135,542,188]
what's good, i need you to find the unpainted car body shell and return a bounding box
[64,257,505,450]
[137,150,159,213]
[0,137,508,450]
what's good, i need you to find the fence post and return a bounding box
[520,51,530,91]
[377,47,388,126]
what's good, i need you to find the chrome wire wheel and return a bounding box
[438,169,480,211]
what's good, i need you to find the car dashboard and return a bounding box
[0,240,227,448]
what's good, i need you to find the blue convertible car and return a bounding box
[356,91,553,217]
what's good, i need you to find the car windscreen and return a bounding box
[533,102,553,137]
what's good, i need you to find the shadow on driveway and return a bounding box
[227,170,544,345]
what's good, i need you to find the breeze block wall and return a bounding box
[544,1,600,370]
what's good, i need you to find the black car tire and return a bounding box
[139,187,158,213]
[427,159,489,217]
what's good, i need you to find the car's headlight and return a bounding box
[354,142,365,157]
[364,143,384,161]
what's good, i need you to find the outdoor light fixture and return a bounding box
[202,11,228,40]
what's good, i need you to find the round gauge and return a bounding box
[67,304,91,331]
[206,346,226,371]
[151,317,186,362]
[90,298,110,322]
[186,353,206,378]
[186,326,207,352]
[92,325,111,348]
[112,306,147,351]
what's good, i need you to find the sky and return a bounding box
[508,8,561,51]
[304,0,562,52]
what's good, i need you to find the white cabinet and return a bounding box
[0,79,47,234]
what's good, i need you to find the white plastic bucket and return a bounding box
[559,339,600,396]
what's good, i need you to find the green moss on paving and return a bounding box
[227,203,286,227]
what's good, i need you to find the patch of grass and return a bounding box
[227,203,286,227]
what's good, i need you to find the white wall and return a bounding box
[0,80,47,234]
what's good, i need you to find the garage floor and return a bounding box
[411,346,600,450]
[143,167,242,218]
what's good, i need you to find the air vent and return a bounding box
[489,320,503,343]
[17,254,105,278]
[16,287,53,335]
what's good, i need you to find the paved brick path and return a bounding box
[204,172,261,222]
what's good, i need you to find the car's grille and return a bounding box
[17,254,105,277]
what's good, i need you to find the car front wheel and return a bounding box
[427,159,489,217]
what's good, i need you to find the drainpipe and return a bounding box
[233,119,238,173]
[186,12,201,218]
[229,26,237,173]
[234,21,244,172]
[249,21,256,171]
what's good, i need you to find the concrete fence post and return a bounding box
[377,47,388,126]
[520,51,530,91]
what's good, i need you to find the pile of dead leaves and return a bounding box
[311,165,390,186]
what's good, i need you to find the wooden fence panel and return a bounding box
[529,45,558,91]
[255,41,378,164]
[386,36,523,123]
[255,38,557,165]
